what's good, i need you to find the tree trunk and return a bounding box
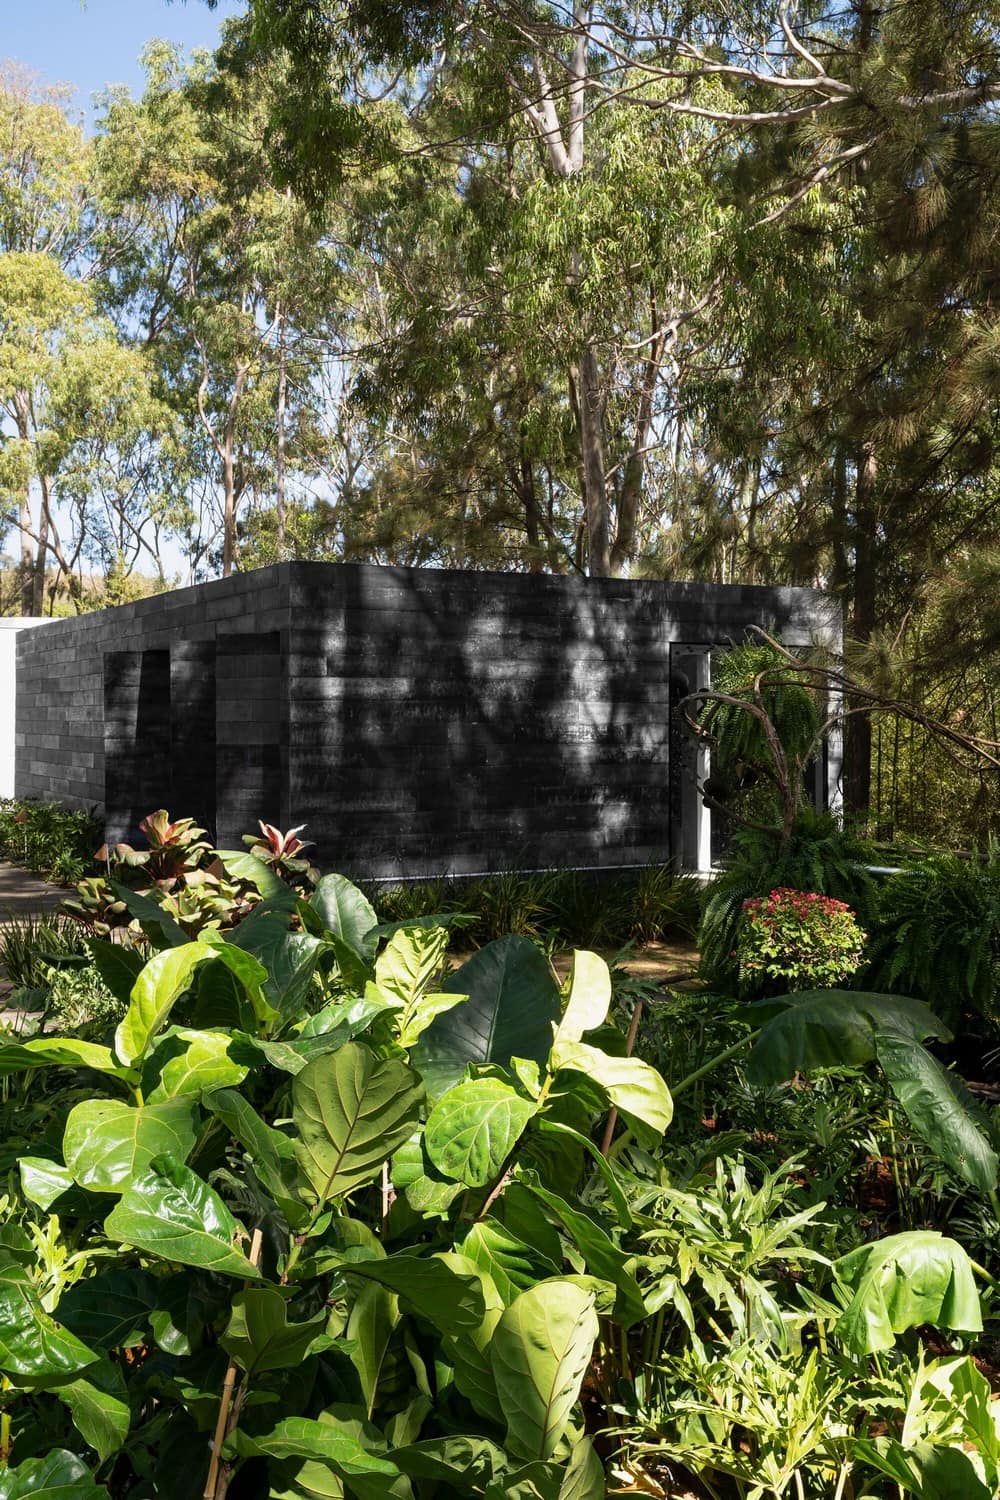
[844,443,878,818]
[13,392,34,615]
[518,447,543,573]
[275,307,288,561]
[573,345,610,576]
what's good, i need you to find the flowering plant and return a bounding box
[737,887,867,993]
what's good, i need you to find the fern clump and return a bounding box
[864,850,1000,1028]
[707,642,820,779]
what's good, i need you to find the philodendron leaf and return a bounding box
[0,1281,98,1384]
[424,1079,537,1187]
[0,1449,107,1498]
[104,1158,261,1279]
[834,1231,982,1354]
[221,1287,326,1376]
[114,943,214,1067]
[553,952,611,1047]
[746,989,951,1085]
[412,937,562,1096]
[345,1254,486,1335]
[292,1043,424,1206]
[63,1098,198,1193]
[875,1033,999,1192]
[490,1280,599,1462]
[549,1040,673,1138]
[59,1357,130,1462]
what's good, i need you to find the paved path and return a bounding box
[0,862,66,917]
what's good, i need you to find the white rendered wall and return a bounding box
[0,619,49,798]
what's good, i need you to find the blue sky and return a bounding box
[3,0,245,120]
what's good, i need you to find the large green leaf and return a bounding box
[230,915,321,1019]
[852,1439,993,1499]
[345,1254,486,1335]
[0,1282,98,1384]
[522,1183,644,1328]
[490,1280,599,1461]
[311,874,379,960]
[347,1281,403,1419]
[216,849,300,906]
[553,952,611,1046]
[203,1087,303,1219]
[424,1079,537,1187]
[834,1231,982,1353]
[63,1098,198,1193]
[412,937,562,1096]
[461,1221,560,1305]
[746,990,951,1085]
[371,927,465,1047]
[549,1040,673,1138]
[292,1043,424,1206]
[57,1269,159,1350]
[114,943,214,1067]
[875,1034,999,1191]
[112,881,187,948]
[19,1157,75,1211]
[0,1037,134,1083]
[59,1357,130,1462]
[195,932,276,1026]
[557,1438,605,1500]
[145,1027,249,1101]
[231,1417,405,1500]
[221,1287,326,1376]
[84,937,145,1007]
[104,1158,261,1279]
[390,1436,506,1488]
[439,1258,506,1425]
[0,1450,107,1498]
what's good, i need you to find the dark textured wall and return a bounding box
[15,562,839,875]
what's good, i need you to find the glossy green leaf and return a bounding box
[292,1043,424,1206]
[345,1253,486,1335]
[85,936,145,1007]
[557,1437,605,1499]
[231,915,323,1019]
[412,937,562,1096]
[834,1231,982,1353]
[216,849,299,905]
[0,1281,98,1383]
[0,1037,134,1082]
[112,880,188,948]
[522,1182,644,1327]
[221,1287,326,1375]
[146,1028,249,1101]
[391,1436,507,1487]
[104,1158,261,1279]
[461,1221,560,1306]
[440,1263,505,1425]
[851,1439,993,1499]
[534,1120,631,1228]
[231,1417,404,1500]
[57,1269,159,1350]
[59,1357,130,1462]
[347,1281,402,1419]
[491,1280,599,1461]
[19,1157,75,1211]
[876,1033,999,1191]
[311,874,379,960]
[746,989,951,1085]
[424,1078,537,1186]
[203,1087,303,1218]
[114,942,214,1067]
[196,931,276,1025]
[375,925,449,1006]
[63,1098,198,1193]
[553,951,611,1046]
[0,1449,107,1498]
[549,1040,673,1137]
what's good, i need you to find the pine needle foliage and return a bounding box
[864,850,1000,1028]
[707,643,821,779]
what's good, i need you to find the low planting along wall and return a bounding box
[13,562,840,879]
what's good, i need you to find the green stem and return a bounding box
[672,1032,758,1099]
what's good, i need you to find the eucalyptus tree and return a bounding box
[96,41,338,577]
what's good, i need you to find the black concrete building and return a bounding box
[12,562,841,879]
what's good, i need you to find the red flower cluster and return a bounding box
[736,886,866,993]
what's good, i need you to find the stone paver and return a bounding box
[0,861,67,918]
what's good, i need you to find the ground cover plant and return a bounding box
[0,799,102,886]
[1,806,1000,1497]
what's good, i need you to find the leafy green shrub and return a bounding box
[0,911,90,987]
[699,810,879,987]
[0,798,101,883]
[864,849,1000,1027]
[737,888,867,995]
